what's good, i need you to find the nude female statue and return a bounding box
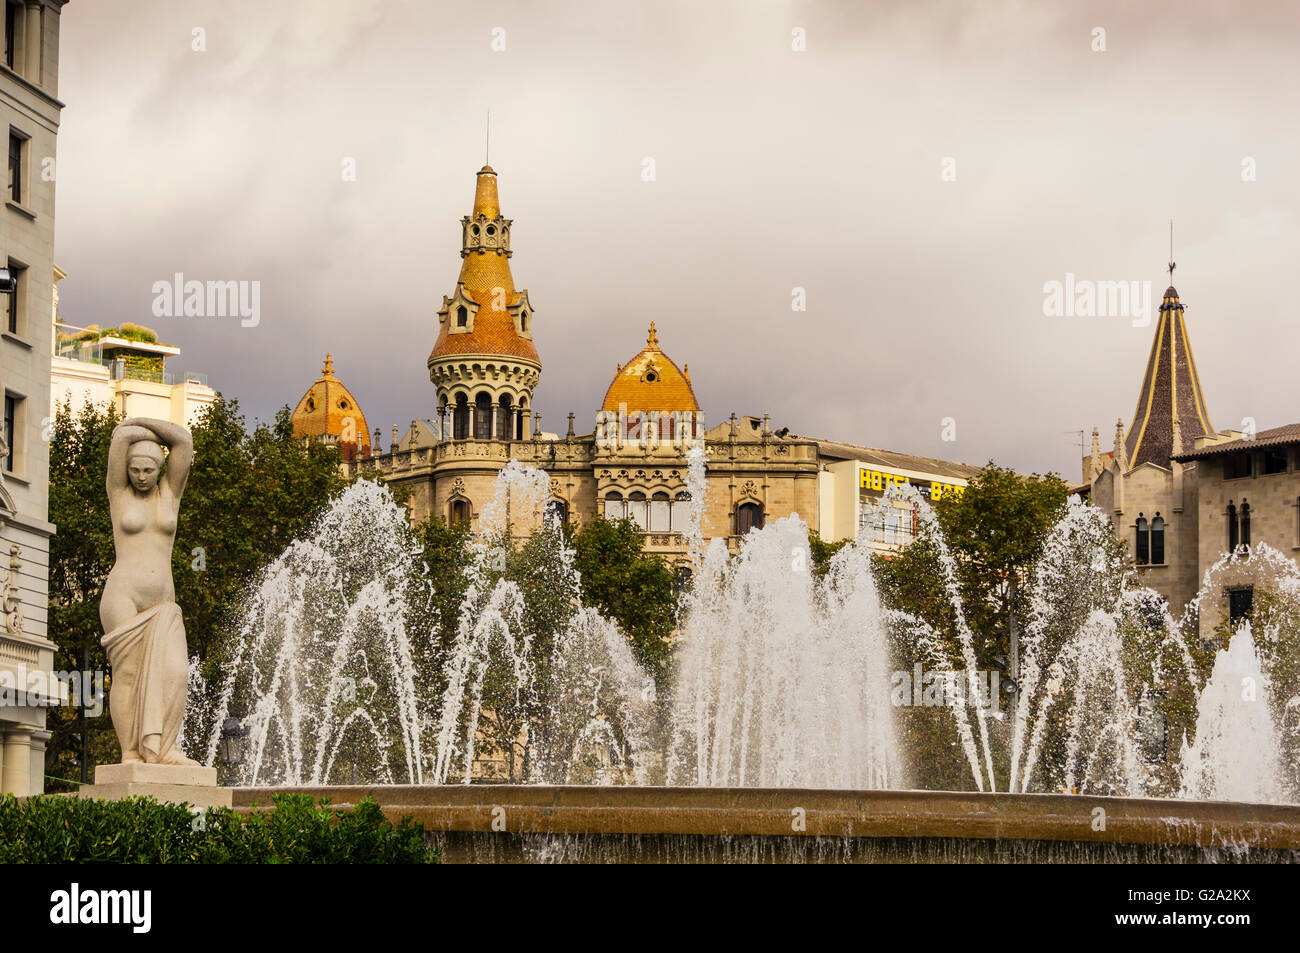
[101,416,199,766]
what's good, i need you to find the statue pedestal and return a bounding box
[78,762,233,809]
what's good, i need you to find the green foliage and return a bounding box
[0,793,436,864]
[46,399,347,789]
[808,531,848,579]
[876,462,1070,668]
[567,516,678,684]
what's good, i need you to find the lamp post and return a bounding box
[218,716,249,783]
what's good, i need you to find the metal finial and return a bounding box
[1167,220,1175,284]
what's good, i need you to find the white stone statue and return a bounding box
[101,417,200,767]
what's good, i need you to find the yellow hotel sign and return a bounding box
[859,468,965,501]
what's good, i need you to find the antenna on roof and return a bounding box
[485,109,491,165]
[1167,219,1176,284]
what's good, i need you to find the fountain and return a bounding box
[203,455,1300,861]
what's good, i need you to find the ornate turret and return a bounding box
[428,166,541,440]
[1123,285,1215,470]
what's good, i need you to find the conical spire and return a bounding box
[1123,285,1214,469]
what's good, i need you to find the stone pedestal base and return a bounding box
[79,762,232,809]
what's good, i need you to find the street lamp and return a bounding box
[218,716,249,779]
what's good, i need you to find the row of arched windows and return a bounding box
[602,493,764,536]
[1135,514,1165,565]
[449,498,570,527]
[445,393,527,441]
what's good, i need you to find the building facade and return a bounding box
[50,319,219,427]
[1,0,68,797]
[307,165,979,560]
[1085,283,1300,632]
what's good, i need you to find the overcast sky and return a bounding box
[53,0,1300,480]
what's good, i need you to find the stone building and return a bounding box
[318,164,980,560]
[1,0,68,797]
[1084,283,1300,631]
[290,353,371,462]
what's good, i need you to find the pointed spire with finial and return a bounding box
[1114,418,1127,470]
[646,321,659,349]
[1089,427,1102,480]
[322,353,335,377]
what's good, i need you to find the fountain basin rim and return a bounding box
[231,785,1300,849]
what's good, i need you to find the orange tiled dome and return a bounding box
[290,353,372,461]
[429,166,540,364]
[601,322,700,413]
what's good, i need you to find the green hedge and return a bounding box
[0,792,438,864]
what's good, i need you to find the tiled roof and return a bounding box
[601,322,700,413]
[812,438,983,481]
[290,353,371,460]
[1124,286,1215,468]
[429,167,541,364]
[1173,423,1300,460]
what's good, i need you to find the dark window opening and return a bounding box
[1263,449,1289,475]
[4,259,22,334]
[449,499,471,526]
[738,502,764,535]
[1135,516,1149,565]
[1240,502,1251,548]
[1223,452,1252,480]
[1227,503,1238,552]
[452,397,470,440]
[474,393,491,439]
[1150,515,1165,565]
[456,305,468,328]
[1228,587,1254,627]
[3,393,15,472]
[7,130,22,203]
[5,2,18,70]
[545,499,568,526]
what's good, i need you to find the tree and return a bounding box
[45,398,347,788]
[873,463,1071,669]
[566,516,678,684]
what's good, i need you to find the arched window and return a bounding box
[1135,516,1149,565]
[737,502,764,536]
[496,397,512,441]
[453,395,470,440]
[627,492,648,530]
[450,499,471,526]
[649,492,671,532]
[670,491,691,531]
[520,311,528,333]
[604,492,624,521]
[1240,501,1251,549]
[1150,515,1165,565]
[1227,503,1238,552]
[474,393,492,439]
[456,305,468,328]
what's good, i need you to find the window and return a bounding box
[495,398,511,440]
[4,258,23,334]
[1228,587,1254,627]
[7,129,23,203]
[520,310,528,332]
[5,2,18,70]
[670,491,691,531]
[1150,516,1165,565]
[456,305,468,328]
[1263,448,1289,475]
[1227,503,1238,552]
[545,499,568,526]
[737,502,764,535]
[473,393,491,439]
[649,492,671,532]
[1223,452,1252,480]
[449,499,471,526]
[604,492,624,521]
[3,393,15,472]
[627,492,648,530]
[1135,516,1149,565]
[452,396,469,440]
[1240,502,1251,548]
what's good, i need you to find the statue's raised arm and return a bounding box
[107,417,192,502]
